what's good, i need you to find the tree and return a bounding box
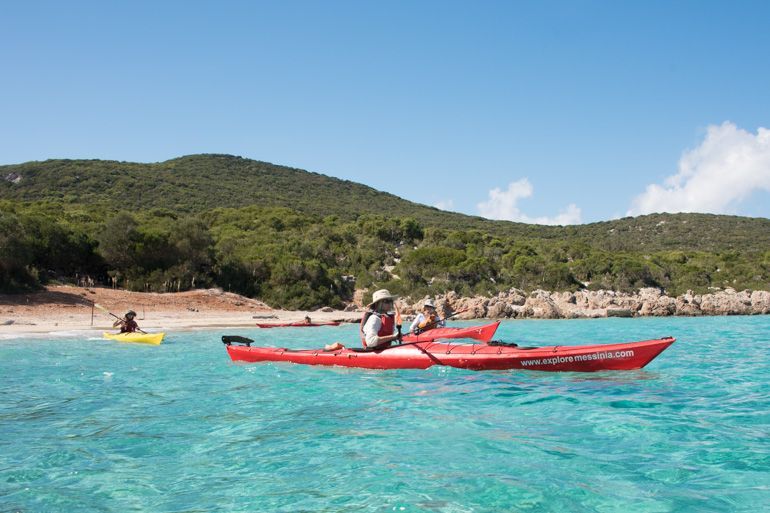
[98,212,141,271]
[0,212,37,291]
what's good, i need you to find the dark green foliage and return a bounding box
[99,212,142,272]
[0,208,104,291]
[0,211,38,291]
[1,155,769,304]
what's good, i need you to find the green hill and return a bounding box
[2,154,769,306]
[3,154,770,252]
[0,154,514,231]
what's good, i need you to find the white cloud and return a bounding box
[477,178,582,225]
[434,199,454,211]
[628,122,770,216]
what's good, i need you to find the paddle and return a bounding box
[222,335,254,346]
[93,303,148,334]
[394,303,403,343]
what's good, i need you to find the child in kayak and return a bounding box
[360,289,402,349]
[409,299,445,334]
[113,310,140,333]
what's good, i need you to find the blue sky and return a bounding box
[2,1,769,223]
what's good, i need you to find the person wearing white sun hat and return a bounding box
[359,289,402,349]
[409,298,445,334]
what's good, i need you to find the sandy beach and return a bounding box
[0,285,358,337]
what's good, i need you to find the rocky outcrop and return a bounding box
[699,288,752,315]
[674,291,702,316]
[523,290,562,319]
[750,290,770,314]
[381,286,770,319]
[639,288,676,316]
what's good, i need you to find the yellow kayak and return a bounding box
[103,332,165,345]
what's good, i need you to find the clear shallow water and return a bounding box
[1,317,769,513]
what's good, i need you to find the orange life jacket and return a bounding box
[418,313,440,330]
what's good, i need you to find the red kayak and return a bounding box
[256,321,340,328]
[401,321,500,343]
[222,336,675,372]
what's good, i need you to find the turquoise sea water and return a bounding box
[1,316,769,512]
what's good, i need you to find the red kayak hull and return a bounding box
[225,336,675,372]
[256,322,340,328]
[401,321,500,343]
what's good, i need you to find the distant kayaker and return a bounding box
[410,299,445,334]
[113,310,140,333]
[304,315,312,324]
[360,289,402,349]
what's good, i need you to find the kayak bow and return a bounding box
[222,336,675,372]
[401,321,500,343]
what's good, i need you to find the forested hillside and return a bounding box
[2,155,769,308]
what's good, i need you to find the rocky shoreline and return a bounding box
[390,287,770,319]
[3,286,769,337]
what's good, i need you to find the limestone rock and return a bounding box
[486,300,512,319]
[392,286,770,319]
[675,292,702,316]
[750,290,770,314]
[523,290,561,319]
[700,288,752,315]
[639,288,675,316]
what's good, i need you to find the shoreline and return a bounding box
[0,285,357,339]
[0,312,359,339]
[2,285,770,339]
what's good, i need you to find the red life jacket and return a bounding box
[359,311,395,348]
[120,319,138,333]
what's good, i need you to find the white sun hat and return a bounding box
[368,289,399,307]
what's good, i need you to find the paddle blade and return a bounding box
[222,335,254,346]
[93,303,110,313]
[94,303,123,322]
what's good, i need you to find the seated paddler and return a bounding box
[409,299,445,334]
[113,310,140,333]
[360,289,402,349]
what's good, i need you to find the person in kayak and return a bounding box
[113,310,140,333]
[360,289,402,349]
[409,299,445,334]
[303,315,312,324]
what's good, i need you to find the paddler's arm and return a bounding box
[409,314,423,333]
[363,315,401,348]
